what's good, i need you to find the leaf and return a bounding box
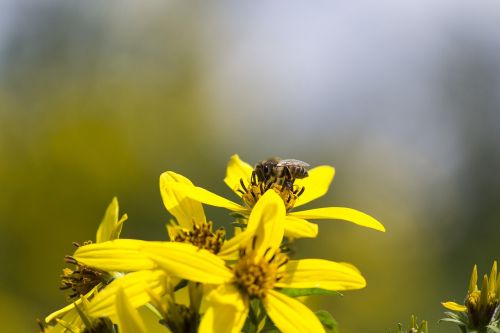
[439,318,464,325]
[279,288,343,297]
[315,310,338,333]
[487,325,500,333]
[442,311,463,321]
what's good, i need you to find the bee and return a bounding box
[253,158,310,187]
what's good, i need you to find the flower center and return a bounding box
[232,241,288,299]
[60,242,111,301]
[238,174,305,212]
[163,304,199,333]
[173,221,226,254]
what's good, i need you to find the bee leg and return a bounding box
[279,178,288,192]
[296,187,305,197]
[240,178,247,192]
[251,171,257,185]
[283,179,293,192]
[265,179,273,191]
[250,191,257,200]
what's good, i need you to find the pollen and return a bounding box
[60,255,110,301]
[232,241,288,299]
[173,221,226,254]
[238,174,305,212]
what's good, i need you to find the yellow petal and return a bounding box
[469,264,478,293]
[224,154,254,197]
[45,286,100,324]
[480,274,489,308]
[294,166,335,207]
[248,190,286,262]
[441,301,467,312]
[45,302,79,325]
[160,171,206,228]
[264,289,325,333]
[275,259,366,291]
[173,182,246,212]
[141,242,233,284]
[96,197,128,243]
[115,287,147,333]
[46,293,96,331]
[489,261,497,294]
[51,311,82,333]
[87,270,166,319]
[199,284,248,333]
[74,239,157,272]
[166,223,178,241]
[289,207,385,232]
[284,216,318,239]
[218,231,252,260]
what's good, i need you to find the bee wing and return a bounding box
[276,159,310,168]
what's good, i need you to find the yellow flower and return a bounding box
[442,261,500,329]
[41,290,118,333]
[73,191,367,333]
[166,154,384,239]
[45,197,128,330]
[41,291,96,333]
[41,280,153,333]
[160,171,260,259]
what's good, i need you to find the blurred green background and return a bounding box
[1,1,500,332]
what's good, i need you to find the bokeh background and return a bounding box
[1,1,500,332]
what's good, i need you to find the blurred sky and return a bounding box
[1,0,500,332]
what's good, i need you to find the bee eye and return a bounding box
[263,165,269,173]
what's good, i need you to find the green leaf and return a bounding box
[315,310,338,333]
[439,318,464,325]
[279,288,343,297]
[487,325,500,333]
[442,311,465,321]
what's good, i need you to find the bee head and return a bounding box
[254,158,279,182]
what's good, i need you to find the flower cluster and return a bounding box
[41,155,385,333]
[442,261,500,332]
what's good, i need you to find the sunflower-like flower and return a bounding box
[160,171,264,260]
[164,154,384,239]
[40,283,151,333]
[72,191,367,333]
[442,261,500,331]
[44,197,128,331]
